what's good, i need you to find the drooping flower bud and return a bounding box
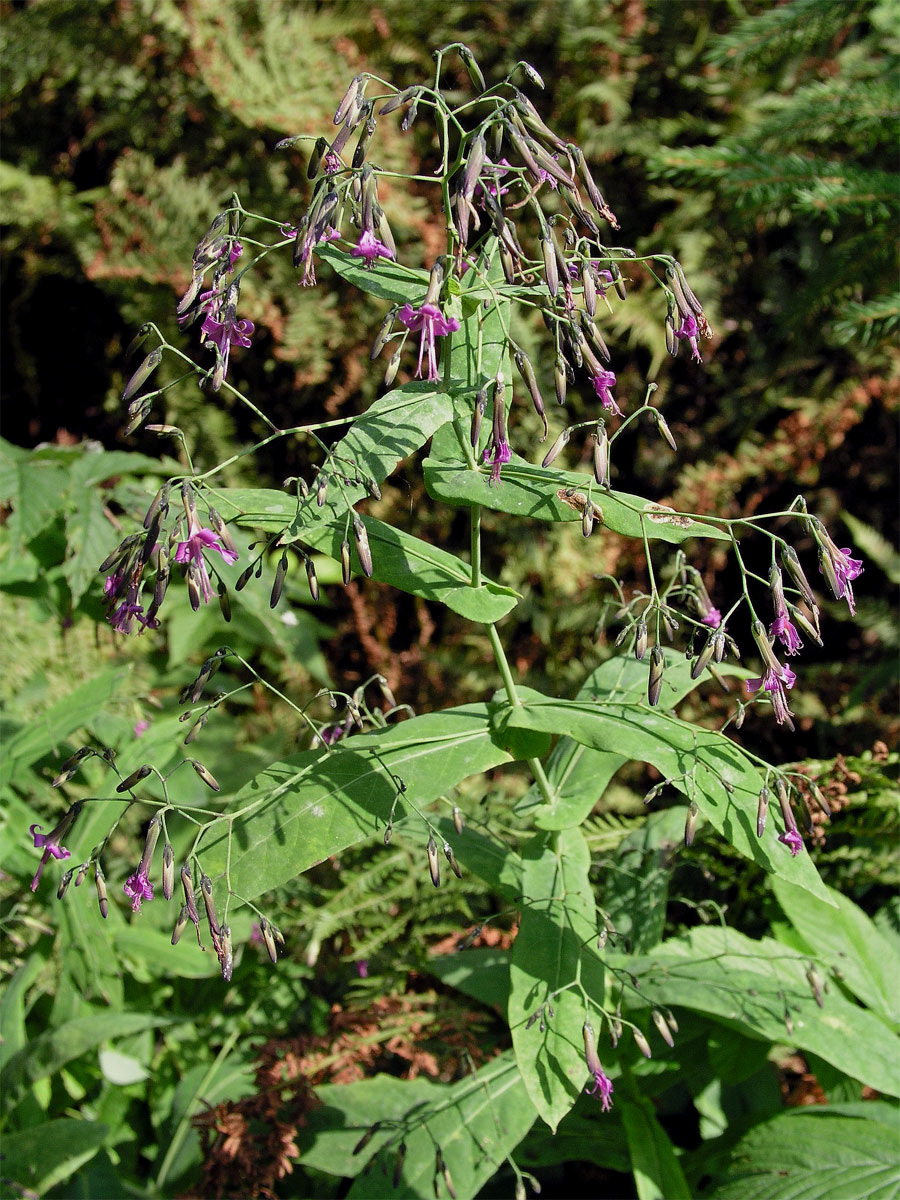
[651,1009,675,1047]
[647,646,665,707]
[592,424,609,487]
[684,801,698,847]
[121,347,163,405]
[162,842,175,901]
[116,764,152,794]
[426,835,440,888]
[452,805,464,835]
[780,544,817,611]
[341,539,352,586]
[542,427,570,469]
[52,747,93,788]
[353,516,373,578]
[270,551,289,609]
[57,868,74,900]
[95,863,108,919]
[757,786,770,837]
[171,905,189,945]
[634,620,648,661]
[442,841,462,879]
[633,1027,652,1058]
[190,759,220,792]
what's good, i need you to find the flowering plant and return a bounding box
[27,43,891,1199]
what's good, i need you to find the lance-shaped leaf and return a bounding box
[705,1105,900,1200]
[297,513,519,623]
[200,704,549,901]
[621,926,900,1099]
[0,1119,111,1197]
[509,826,605,1132]
[425,441,728,543]
[622,1094,691,1200]
[296,1052,535,1200]
[213,381,457,532]
[319,243,429,304]
[516,656,751,831]
[772,877,900,1026]
[495,687,832,902]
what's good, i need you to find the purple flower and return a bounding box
[123,869,154,913]
[475,158,511,204]
[582,1020,614,1113]
[586,1068,614,1111]
[483,437,511,486]
[675,314,702,362]
[537,167,559,190]
[355,960,369,978]
[820,546,864,615]
[29,804,81,893]
[591,370,620,415]
[174,514,239,604]
[778,829,804,857]
[200,293,254,387]
[133,719,150,738]
[770,612,803,655]
[297,226,340,287]
[701,607,722,629]
[109,584,160,636]
[227,241,243,269]
[397,302,460,381]
[323,151,342,175]
[350,230,395,267]
[747,664,797,728]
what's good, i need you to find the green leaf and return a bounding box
[64,487,110,606]
[708,1109,900,1200]
[772,878,900,1026]
[427,948,510,1009]
[509,827,605,1132]
[497,687,831,902]
[319,243,429,304]
[0,1118,109,1195]
[1,455,71,550]
[0,665,130,788]
[623,926,900,1098]
[201,704,549,903]
[424,448,729,543]
[296,513,519,623]
[601,808,685,953]
[99,1048,150,1086]
[516,656,750,830]
[1,1012,175,1113]
[113,926,224,979]
[0,954,45,1072]
[621,1094,691,1200]
[299,1052,536,1200]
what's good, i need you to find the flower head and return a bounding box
[701,607,722,629]
[397,302,460,381]
[483,437,511,486]
[674,314,702,362]
[175,513,239,605]
[124,869,154,913]
[109,583,160,635]
[778,829,804,857]
[200,289,254,389]
[583,1020,614,1113]
[350,230,395,268]
[819,545,863,615]
[30,803,81,892]
[591,370,620,415]
[770,612,803,655]
[747,664,797,728]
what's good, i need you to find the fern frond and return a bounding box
[831,292,900,347]
[705,0,866,70]
[841,511,900,585]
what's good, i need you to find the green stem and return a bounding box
[471,505,482,588]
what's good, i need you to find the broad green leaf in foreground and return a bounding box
[622,926,900,1098]
[298,1053,535,1200]
[708,1107,900,1200]
[312,1056,535,1195]
[201,704,549,902]
[212,380,455,532]
[516,655,750,830]
[509,827,605,1132]
[0,1118,110,1196]
[298,512,519,622]
[496,687,831,902]
[319,243,429,304]
[1,1013,175,1114]
[621,1094,691,1200]
[773,876,900,1026]
[424,443,728,543]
